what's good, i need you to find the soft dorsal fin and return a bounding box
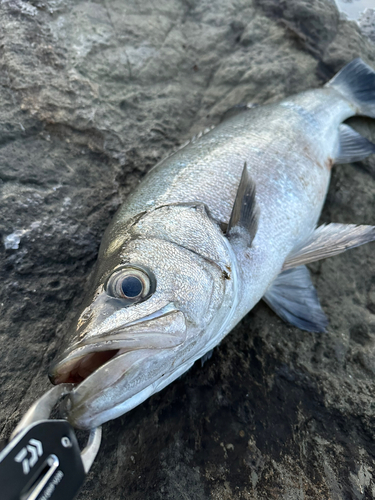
[335,124,375,164]
[263,266,328,333]
[227,163,259,246]
[283,223,375,270]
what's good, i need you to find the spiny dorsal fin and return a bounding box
[263,266,328,333]
[335,124,375,164]
[283,223,375,271]
[227,163,259,247]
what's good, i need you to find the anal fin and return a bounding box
[335,124,375,164]
[263,266,328,333]
[201,349,214,367]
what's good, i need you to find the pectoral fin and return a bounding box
[227,163,259,246]
[283,223,375,270]
[335,124,375,164]
[263,266,328,333]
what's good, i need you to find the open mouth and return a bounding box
[50,341,176,385]
[53,349,122,384]
[49,309,187,386]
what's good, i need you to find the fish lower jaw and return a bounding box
[68,353,197,429]
[67,335,233,429]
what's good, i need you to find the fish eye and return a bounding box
[121,275,143,298]
[105,266,156,302]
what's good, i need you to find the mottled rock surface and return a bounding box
[1,0,375,498]
[359,8,375,43]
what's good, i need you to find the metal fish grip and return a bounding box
[0,384,102,500]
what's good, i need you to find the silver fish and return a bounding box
[50,58,375,430]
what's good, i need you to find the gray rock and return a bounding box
[359,8,375,43]
[1,0,375,498]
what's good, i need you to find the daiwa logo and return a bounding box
[14,438,43,474]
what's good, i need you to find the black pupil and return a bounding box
[121,276,143,298]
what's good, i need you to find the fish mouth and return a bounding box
[49,309,186,386]
[52,349,127,384]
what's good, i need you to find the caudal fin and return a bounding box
[325,58,375,118]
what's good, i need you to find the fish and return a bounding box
[49,58,375,430]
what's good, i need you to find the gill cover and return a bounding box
[49,203,237,428]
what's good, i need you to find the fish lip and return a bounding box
[49,307,186,383]
[50,332,182,377]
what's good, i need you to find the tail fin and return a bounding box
[325,58,375,118]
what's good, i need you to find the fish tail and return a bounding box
[325,58,375,118]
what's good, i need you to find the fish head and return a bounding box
[49,203,236,429]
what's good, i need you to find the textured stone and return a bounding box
[1,0,375,498]
[359,8,375,43]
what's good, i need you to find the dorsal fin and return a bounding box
[283,223,375,270]
[227,163,259,247]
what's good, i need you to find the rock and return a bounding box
[1,0,375,498]
[359,8,375,44]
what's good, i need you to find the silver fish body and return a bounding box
[50,59,375,429]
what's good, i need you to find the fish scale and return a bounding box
[112,91,338,249]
